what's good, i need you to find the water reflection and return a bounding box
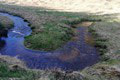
[0,38,6,50]
[0,29,8,37]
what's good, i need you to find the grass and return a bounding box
[81,18,120,80]
[104,59,120,65]
[25,21,73,51]
[88,27,108,56]
[0,16,13,29]
[0,55,38,80]
[0,16,13,37]
[0,63,41,80]
[2,0,120,14]
[0,63,27,77]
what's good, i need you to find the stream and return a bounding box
[0,12,99,71]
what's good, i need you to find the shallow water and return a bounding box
[0,12,99,71]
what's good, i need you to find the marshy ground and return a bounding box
[0,0,120,80]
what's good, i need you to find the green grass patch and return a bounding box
[0,62,36,80]
[25,22,73,51]
[103,59,120,65]
[0,63,27,77]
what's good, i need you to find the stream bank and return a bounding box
[0,12,99,71]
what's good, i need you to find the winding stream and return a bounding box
[0,12,99,71]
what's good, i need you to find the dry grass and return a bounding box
[1,0,120,14]
[93,21,120,59]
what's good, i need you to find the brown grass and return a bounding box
[2,0,120,14]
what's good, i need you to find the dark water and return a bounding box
[0,12,99,71]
